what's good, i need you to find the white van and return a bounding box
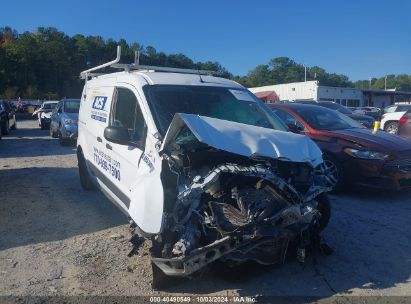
[77,47,332,286]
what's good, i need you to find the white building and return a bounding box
[249,81,364,106]
[249,81,410,108]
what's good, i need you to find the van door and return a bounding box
[103,84,163,234]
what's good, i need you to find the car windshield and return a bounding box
[320,102,352,114]
[294,106,364,131]
[144,85,287,135]
[64,100,80,113]
[42,103,57,110]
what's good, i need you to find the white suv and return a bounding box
[77,47,332,286]
[381,104,411,134]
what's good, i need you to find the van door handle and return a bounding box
[106,143,112,150]
[97,137,102,143]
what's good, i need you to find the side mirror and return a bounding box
[104,126,130,145]
[287,123,303,133]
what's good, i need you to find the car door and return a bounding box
[103,84,164,234]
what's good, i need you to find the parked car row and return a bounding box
[269,103,411,192]
[32,98,80,145]
[0,100,17,140]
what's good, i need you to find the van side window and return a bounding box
[111,87,147,144]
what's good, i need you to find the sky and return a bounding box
[1,0,410,81]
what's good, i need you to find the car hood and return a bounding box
[63,113,79,120]
[41,111,52,119]
[332,128,411,155]
[160,113,323,167]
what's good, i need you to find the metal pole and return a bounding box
[304,65,307,82]
[369,77,372,89]
[384,75,387,90]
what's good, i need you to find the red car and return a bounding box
[269,103,411,191]
[398,110,411,140]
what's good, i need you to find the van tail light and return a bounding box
[399,117,408,124]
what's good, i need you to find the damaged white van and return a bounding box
[77,47,332,286]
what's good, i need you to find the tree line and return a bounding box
[1,26,410,100]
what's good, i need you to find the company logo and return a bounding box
[92,96,107,111]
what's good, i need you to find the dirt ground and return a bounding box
[1,120,411,301]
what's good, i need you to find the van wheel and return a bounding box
[384,121,399,134]
[317,193,331,231]
[78,151,93,190]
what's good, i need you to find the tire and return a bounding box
[78,150,93,190]
[317,193,331,231]
[1,119,10,135]
[58,125,66,145]
[384,121,399,134]
[10,117,16,130]
[322,154,344,193]
[50,125,58,138]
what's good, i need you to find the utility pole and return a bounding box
[384,75,387,90]
[304,65,307,82]
[368,77,372,89]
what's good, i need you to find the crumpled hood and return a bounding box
[161,113,323,167]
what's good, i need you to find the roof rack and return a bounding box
[80,46,221,79]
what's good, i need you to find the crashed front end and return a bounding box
[151,114,331,278]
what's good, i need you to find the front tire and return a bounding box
[384,121,399,134]
[40,120,47,130]
[78,150,93,191]
[323,154,344,193]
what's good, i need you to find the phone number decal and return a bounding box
[93,146,121,181]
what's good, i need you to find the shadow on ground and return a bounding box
[0,167,126,251]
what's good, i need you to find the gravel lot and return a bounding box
[1,120,411,301]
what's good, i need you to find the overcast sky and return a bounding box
[1,0,410,80]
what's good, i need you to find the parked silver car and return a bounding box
[50,99,80,145]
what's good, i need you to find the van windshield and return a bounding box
[143,85,287,135]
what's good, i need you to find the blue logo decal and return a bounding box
[92,96,107,111]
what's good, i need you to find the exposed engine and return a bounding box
[149,135,331,279]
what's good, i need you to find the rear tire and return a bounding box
[384,121,399,134]
[78,150,93,190]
